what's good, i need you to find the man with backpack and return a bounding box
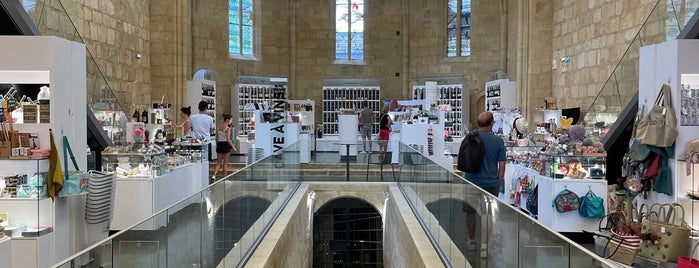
[458,111,506,196]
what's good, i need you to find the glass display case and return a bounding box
[0,158,53,239]
[171,143,207,163]
[538,153,607,180]
[102,152,169,178]
[506,146,542,168]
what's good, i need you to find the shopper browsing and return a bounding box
[171,106,192,137]
[378,105,392,156]
[359,100,375,152]
[189,101,215,141]
[464,111,506,195]
[212,114,237,179]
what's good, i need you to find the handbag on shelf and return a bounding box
[636,84,678,147]
[552,188,580,213]
[639,203,692,262]
[58,136,89,197]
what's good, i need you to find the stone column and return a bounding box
[516,0,553,122]
[150,0,190,115]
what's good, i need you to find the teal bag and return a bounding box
[58,136,89,197]
[580,190,604,218]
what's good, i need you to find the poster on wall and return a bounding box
[681,83,699,126]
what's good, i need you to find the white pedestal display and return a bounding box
[338,115,358,156]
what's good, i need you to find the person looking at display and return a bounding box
[189,101,215,141]
[212,113,237,179]
[171,106,192,137]
[378,105,392,157]
[461,111,506,251]
[359,100,375,153]
[466,111,506,195]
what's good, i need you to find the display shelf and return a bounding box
[412,84,464,137]
[322,86,380,136]
[0,35,87,268]
[234,77,289,137]
[288,100,315,133]
[485,79,517,112]
[145,108,171,143]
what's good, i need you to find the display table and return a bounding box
[502,164,608,233]
[111,162,208,230]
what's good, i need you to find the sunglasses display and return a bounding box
[322,86,381,136]
[412,83,464,137]
[235,82,289,136]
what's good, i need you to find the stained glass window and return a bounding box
[336,0,364,60]
[229,0,253,56]
[447,0,471,57]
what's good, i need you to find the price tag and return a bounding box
[661,226,666,233]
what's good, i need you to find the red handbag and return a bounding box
[643,153,660,179]
[678,242,699,268]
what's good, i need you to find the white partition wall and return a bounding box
[0,36,87,267]
[639,40,699,205]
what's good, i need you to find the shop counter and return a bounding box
[111,162,208,230]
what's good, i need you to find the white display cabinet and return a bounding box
[532,109,561,142]
[287,100,315,133]
[322,79,380,136]
[145,108,171,142]
[412,83,465,137]
[0,36,87,268]
[233,76,289,138]
[485,79,517,112]
[637,40,699,208]
[186,79,216,125]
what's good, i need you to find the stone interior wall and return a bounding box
[552,0,657,113]
[52,0,666,128]
[190,0,290,120]
[60,0,152,114]
[149,0,189,117]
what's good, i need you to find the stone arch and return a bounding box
[313,193,385,217]
[313,197,384,267]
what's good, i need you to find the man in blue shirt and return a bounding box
[462,111,506,252]
[466,111,506,195]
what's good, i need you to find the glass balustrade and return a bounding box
[51,142,301,268]
[395,142,619,268]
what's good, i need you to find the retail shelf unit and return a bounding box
[146,108,171,142]
[186,79,216,126]
[412,80,465,138]
[233,76,289,137]
[0,36,88,268]
[485,79,517,112]
[322,79,380,136]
